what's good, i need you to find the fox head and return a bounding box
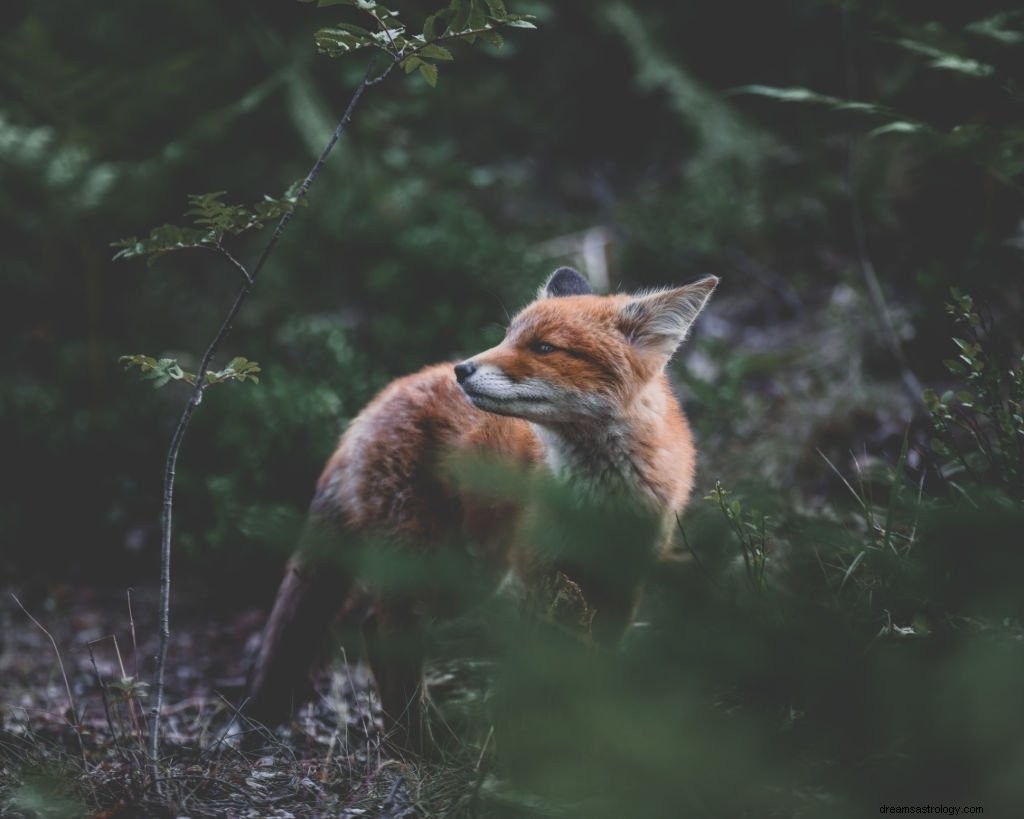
[455,267,718,425]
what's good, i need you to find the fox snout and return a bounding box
[454,360,477,384]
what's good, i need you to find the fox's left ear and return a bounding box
[619,276,719,360]
[539,267,593,299]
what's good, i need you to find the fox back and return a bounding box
[244,267,717,745]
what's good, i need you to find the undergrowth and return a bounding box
[4,284,1023,816]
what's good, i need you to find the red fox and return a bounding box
[244,267,717,744]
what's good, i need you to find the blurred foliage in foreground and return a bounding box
[432,390,1023,815]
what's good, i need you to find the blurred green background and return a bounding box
[2,0,1023,813]
[4,0,1018,591]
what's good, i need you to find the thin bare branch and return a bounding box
[213,244,253,285]
[146,53,395,794]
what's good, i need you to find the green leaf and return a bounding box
[114,183,307,263]
[930,55,994,78]
[186,191,253,233]
[208,356,262,386]
[401,55,424,73]
[417,43,454,61]
[468,0,488,30]
[227,357,262,383]
[839,550,866,591]
[943,358,966,376]
[110,238,143,260]
[119,354,158,372]
[966,12,1024,45]
[502,16,537,29]
[329,22,376,37]
[371,26,408,48]
[483,0,508,16]
[314,26,373,57]
[868,121,927,139]
[423,12,440,40]
[735,85,840,105]
[449,0,471,32]
[319,0,381,9]
[119,355,193,388]
[478,28,504,48]
[894,38,995,78]
[418,61,439,87]
[109,676,149,697]
[738,84,891,119]
[111,224,216,262]
[832,100,883,114]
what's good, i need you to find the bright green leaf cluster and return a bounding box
[119,355,190,389]
[111,184,305,264]
[187,189,304,235]
[311,0,535,87]
[209,356,262,386]
[119,354,261,389]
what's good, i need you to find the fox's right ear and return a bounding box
[619,275,719,362]
[539,267,593,299]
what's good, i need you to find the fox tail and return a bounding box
[243,529,353,729]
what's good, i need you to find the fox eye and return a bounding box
[529,340,556,355]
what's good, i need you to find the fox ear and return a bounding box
[540,267,593,299]
[619,276,718,360]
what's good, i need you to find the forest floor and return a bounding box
[2,581,583,818]
[0,585,444,818]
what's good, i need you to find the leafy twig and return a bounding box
[144,54,390,794]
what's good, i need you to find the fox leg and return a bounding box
[363,598,426,750]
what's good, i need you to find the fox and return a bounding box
[243,266,718,746]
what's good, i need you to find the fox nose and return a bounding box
[454,361,477,384]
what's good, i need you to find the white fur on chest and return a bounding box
[529,382,672,505]
[532,422,649,501]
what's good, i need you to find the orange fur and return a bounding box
[245,268,717,745]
